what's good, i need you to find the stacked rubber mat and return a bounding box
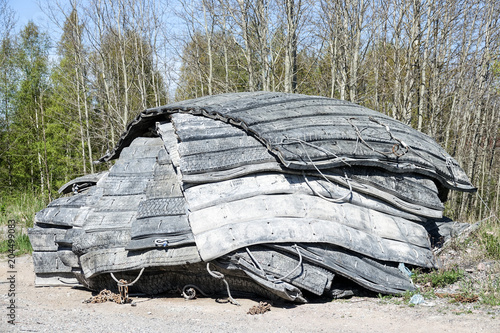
[28,92,475,302]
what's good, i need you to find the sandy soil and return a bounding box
[1,255,499,333]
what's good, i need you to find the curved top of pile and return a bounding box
[99,92,475,192]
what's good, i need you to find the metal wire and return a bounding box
[110,267,145,287]
[206,263,240,306]
[245,245,303,283]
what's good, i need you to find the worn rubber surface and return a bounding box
[100,92,475,192]
[29,92,475,302]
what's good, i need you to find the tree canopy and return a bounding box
[0,0,499,222]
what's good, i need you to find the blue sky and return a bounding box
[5,0,180,91]
[7,0,67,51]
[8,0,49,30]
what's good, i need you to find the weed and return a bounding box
[0,190,46,227]
[0,190,44,254]
[0,233,33,255]
[412,267,464,288]
[377,292,408,305]
[401,290,418,302]
[16,233,33,254]
[377,293,391,300]
[449,235,472,253]
[479,276,500,306]
[480,230,500,260]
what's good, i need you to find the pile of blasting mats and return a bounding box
[29,92,475,303]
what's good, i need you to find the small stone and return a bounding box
[477,262,487,271]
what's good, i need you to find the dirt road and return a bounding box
[1,255,498,333]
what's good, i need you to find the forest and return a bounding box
[0,0,499,227]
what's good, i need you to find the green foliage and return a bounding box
[0,21,55,198]
[0,233,32,255]
[0,190,46,227]
[376,293,402,305]
[456,218,500,261]
[0,190,44,255]
[478,226,500,260]
[479,276,500,306]
[412,267,464,288]
[16,233,32,254]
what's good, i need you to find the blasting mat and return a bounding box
[29,92,475,302]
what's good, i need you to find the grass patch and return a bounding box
[479,229,500,260]
[419,214,500,307]
[0,190,46,254]
[479,274,500,306]
[0,190,47,227]
[0,233,33,255]
[412,267,464,288]
[16,233,33,254]
[377,293,402,304]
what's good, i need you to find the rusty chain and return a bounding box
[247,301,272,315]
[83,289,122,304]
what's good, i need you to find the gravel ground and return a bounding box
[1,255,499,333]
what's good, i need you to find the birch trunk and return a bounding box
[284,0,300,93]
[202,0,213,95]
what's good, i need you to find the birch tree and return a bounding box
[0,0,16,190]
[282,0,300,93]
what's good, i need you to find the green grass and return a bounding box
[478,274,500,306]
[0,190,47,227]
[409,215,500,307]
[474,217,500,305]
[0,233,33,255]
[412,267,464,288]
[0,190,47,254]
[478,228,500,260]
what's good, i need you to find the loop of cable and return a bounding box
[245,245,303,284]
[110,267,145,287]
[206,263,240,306]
